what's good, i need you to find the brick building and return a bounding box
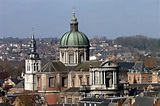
[128,61,152,84]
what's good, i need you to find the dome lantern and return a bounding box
[70,11,78,31]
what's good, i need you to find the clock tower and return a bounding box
[24,33,41,91]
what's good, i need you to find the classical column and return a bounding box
[60,51,62,62]
[104,71,106,84]
[114,71,117,85]
[77,51,79,64]
[101,71,103,85]
[90,72,92,85]
[112,71,115,88]
[66,51,68,63]
[93,71,95,85]
[74,51,76,63]
[64,51,66,63]
[69,74,72,87]
[96,71,100,85]
[84,49,86,61]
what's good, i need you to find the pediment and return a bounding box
[100,61,118,67]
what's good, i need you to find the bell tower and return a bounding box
[24,33,41,91]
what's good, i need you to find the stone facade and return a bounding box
[24,34,41,91]
[60,48,89,66]
[88,61,122,97]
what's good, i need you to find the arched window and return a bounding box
[72,77,75,87]
[37,76,40,87]
[79,76,83,85]
[33,63,36,71]
[80,54,84,62]
[62,52,64,59]
[36,63,39,71]
[86,76,89,85]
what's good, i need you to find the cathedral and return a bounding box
[24,11,123,105]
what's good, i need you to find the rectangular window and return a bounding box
[87,76,89,85]
[81,54,84,62]
[49,77,55,87]
[37,76,40,87]
[79,76,83,85]
[106,78,110,87]
[68,98,72,103]
[69,54,74,64]
[34,63,36,71]
[72,77,75,87]
[129,76,131,81]
[62,77,68,87]
[142,76,145,81]
[137,77,140,81]
[36,63,39,71]
[148,76,152,82]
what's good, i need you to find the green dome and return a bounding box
[60,12,90,48]
[60,31,90,48]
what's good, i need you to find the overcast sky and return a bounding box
[0,0,159,39]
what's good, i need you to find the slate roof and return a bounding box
[11,78,22,85]
[79,97,110,103]
[0,103,13,106]
[145,91,160,98]
[14,80,24,88]
[132,96,154,106]
[152,66,160,72]
[41,60,69,73]
[79,97,127,103]
[119,62,134,69]
[0,72,9,79]
[131,83,160,87]
[0,79,5,85]
[62,87,79,93]
[151,66,160,75]
[73,61,102,72]
[130,61,152,73]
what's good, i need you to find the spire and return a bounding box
[29,31,39,59]
[30,32,36,53]
[70,7,78,31]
